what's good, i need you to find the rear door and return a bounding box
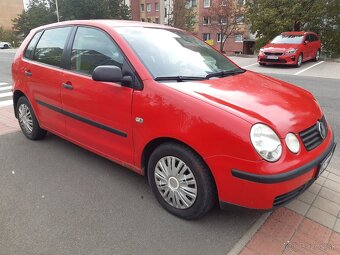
[304,34,314,60]
[60,26,135,165]
[24,27,73,135]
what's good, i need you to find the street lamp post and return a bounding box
[55,0,60,22]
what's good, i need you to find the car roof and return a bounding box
[281,31,316,36]
[32,19,180,32]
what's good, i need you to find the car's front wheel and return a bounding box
[147,143,216,220]
[16,96,47,140]
[295,54,303,67]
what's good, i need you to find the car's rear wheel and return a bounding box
[313,49,320,62]
[16,97,47,140]
[3,44,9,49]
[295,54,303,67]
[147,143,216,220]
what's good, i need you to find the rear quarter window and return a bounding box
[24,31,43,59]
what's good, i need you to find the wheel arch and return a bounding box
[13,90,26,118]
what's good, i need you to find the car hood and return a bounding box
[161,71,321,137]
[263,43,301,52]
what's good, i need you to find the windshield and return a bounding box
[271,35,304,44]
[115,27,238,78]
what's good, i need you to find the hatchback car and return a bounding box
[258,31,321,67]
[12,21,335,219]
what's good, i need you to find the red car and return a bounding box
[12,21,335,219]
[258,31,321,67]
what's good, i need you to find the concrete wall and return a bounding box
[0,0,24,30]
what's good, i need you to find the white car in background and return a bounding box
[0,42,11,49]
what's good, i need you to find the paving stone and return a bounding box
[298,190,317,205]
[239,247,259,255]
[328,232,340,254]
[246,232,285,255]
[319,187,340,204]
[306,206,336,229]
[324,179,340,193]
[298,218,332,243]
[328,173,340,185]
[285,199,310,216]
[259,216,296,242]
[315,176,326,185]
[308,183,322,194]
[321,170,330,178]
[270,207,303,227]
[334,219,340,234]
[328,166,340,176]
[312,196,340,216]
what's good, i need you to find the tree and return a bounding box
[246,0,340,57]
[13,0,131,37]
[170,0,197,32]
[0,27,20,47]
[206,0,243,52]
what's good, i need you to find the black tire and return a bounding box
[147,142,217,220]
[259,63,266,66]
[295,53,303,67]
[313,49,320,62]
[3,44,9,49]
[16,96,47,140]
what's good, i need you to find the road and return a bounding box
[0,49,339,254]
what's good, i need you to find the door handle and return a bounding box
[25,70,32,77]
[62,83,73,90]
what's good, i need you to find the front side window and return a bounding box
[33,27,71,67]
[24,31,43,59]
[71,27,124,75]
[116,27,237,78]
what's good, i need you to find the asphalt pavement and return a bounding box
[1,49,340,254]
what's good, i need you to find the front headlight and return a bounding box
[285,48,297,54]
[285,133,300,154]
[250,124,282,162]
[259,48,265,54]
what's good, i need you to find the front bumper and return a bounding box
[258,53,298,65]
[205,131,336,210]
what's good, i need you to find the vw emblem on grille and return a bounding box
[318,121,326,139]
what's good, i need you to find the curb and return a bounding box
[227,211,272,255]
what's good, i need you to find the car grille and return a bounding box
[264,52,283,56]
[299,116,328,151]
[273,179,314,207]
[260,58,286,63]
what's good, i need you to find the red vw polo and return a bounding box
[258,31,321,67]
[12,21,336,219]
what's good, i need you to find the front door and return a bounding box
[61,26,134,165]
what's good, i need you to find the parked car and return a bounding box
[258,32,321,67]
[0,41,11,49]
[12,21,336,219]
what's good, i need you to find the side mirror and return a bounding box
[304,40,309,45]
[92,65,123,83]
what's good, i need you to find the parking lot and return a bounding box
[1,49,340,254]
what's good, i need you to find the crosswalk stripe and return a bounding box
[0,82,9,86]
[0,86,12,91]
[0,100,12,107]
[0,92,13,98]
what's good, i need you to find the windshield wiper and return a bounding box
[205,68,246,79]
[154,76,205,82]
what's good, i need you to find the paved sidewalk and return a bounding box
[237,165,340,255]
[0,106,19,135]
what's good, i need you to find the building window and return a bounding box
[140,4,144,12]
[146,3,151,12]
[235,34,243,42]
[221,0,227,6]
[217,33,226,42]
[219,17,227,25]
[155,2,159,11]
[187,0,197,8]
[202,33,211,41]
[236,15,244,24]
[203,17,211,25]
[155,17,159,23]
[237,0,246,5]
[203,0,211,8]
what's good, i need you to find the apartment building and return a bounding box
[0,0,24,29]
[131,0,168,24]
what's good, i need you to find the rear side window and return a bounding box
[71,27,124,75]
[24,31,42,59]
[33,27,72,67]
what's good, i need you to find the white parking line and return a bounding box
[242,63,258,68]
[0,100,12,107]
[0,92,13,98]
[294,61,325,75]
[0,86,12,91]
